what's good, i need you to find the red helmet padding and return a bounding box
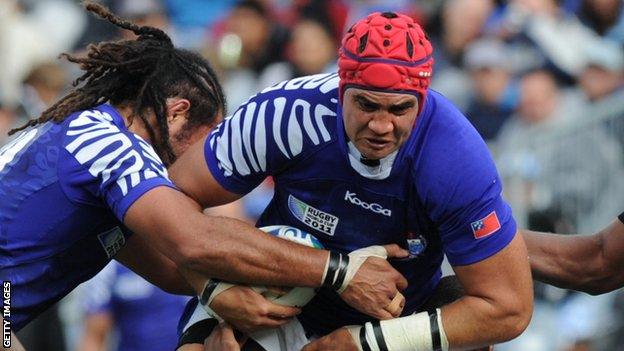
[338,12,434,114]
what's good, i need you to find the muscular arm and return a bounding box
[443,232,533,349]
[304,233,533,351]
[523,218,624,295]
[123,186,328,292]
[115,232,195,295]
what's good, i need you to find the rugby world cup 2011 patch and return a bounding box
[288,194,338,236]
[98,226,126,258]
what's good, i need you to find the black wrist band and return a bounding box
[429,310,442,351]
[360,325,372,351]
[322,251,341,288]
[371,320,389,351]
[199,278,221,306]
[331,254,350,291]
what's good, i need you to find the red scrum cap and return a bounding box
[338,12,434,115]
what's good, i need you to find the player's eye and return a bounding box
[389,107,409,116]
[358,100,378,112]
[389,103,415,116]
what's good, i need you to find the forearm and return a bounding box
[523,230,603,291]
[440,294,529,350]
[443,233,533,349]
[169,214,328,289]
[126,187,329,291]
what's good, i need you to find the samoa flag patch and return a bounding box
[470,211,501,239]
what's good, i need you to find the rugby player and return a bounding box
[524,214,624,295]
[173,12,533,351]
[0,4,408,349]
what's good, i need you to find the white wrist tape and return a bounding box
[323,245,387,294]
[198,279,235,322]
[348,309,449,351]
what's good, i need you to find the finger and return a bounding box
[384,292,405,317]
[266,303,301,319]
[265,286,290,295]
[395,272,408,291]
[383,244,409,258]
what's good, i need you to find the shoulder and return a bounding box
[411,90,498,200]
[207,73,340,176]
[61,105,168,181]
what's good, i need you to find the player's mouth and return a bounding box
[364,138,391,150]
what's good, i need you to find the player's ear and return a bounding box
[166,98,191,124]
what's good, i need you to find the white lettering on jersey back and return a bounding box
[344,190,392,217]
[65,109,169,196]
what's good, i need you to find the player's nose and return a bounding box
[368,115,394,135]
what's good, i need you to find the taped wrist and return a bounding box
[321,251,350,290]
[350,309,449,351]
[323,245,389,294]
[198,279,235,322]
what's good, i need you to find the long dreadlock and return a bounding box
[10,1,225,166]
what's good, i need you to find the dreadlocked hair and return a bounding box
[10,1,225,166]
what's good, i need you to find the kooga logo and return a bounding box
[344,191,392,217]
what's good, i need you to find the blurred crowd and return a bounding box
[1,0,623,350]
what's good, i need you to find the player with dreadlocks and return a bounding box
[0,3,409,350]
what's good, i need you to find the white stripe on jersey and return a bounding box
[215,116,233,176]
[314,104,335,142]
[300,100,319,145]
[287,100,304,156]
[230,109,250,176]
[255,101,268,171]
[211,73,338,179]
[0,128,39,173]
[242,102,260,172]
[272,97,290,158]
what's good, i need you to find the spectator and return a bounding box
[429,0,496,110]
[463,37,519,141]
[496,69,624,232]
[576,0,624,43]
[259,15,338,88]
[214,0,290,110]
[17,62,68,119]
[578,40,624,102]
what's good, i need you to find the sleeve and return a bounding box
[204,74,338,194]
[420,98,516,266]
[82,262,117,315]
[61,109,177,221]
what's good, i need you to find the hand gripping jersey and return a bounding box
[203,73,516,335]
[0,104,175,331]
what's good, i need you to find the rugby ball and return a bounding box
[252,225,324,307]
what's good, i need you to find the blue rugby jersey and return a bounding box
[83,262,188,351]
[201,73,517,335]
[0,104,175,331]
